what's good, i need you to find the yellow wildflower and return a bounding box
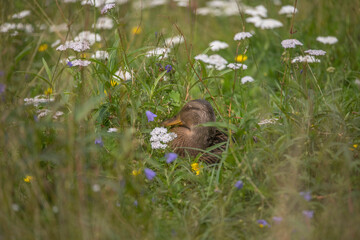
[132,169,141,176]
[44,87,53,95]
[24,175,33,182]
[110,79,119,87]
[80,53,88,58]
[131,26,142,35]
[354,144,358,149]
[38,44,48,52]
[259,224,264,228]
[104,89,107,95]
[191,163,201,175]
[235,54,248,63]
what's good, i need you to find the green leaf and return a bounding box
[42,58,52,83]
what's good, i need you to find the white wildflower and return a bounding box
[316,36,338,45]
[279,5,298,16]
[227,63,248,70]
[194,54,227,70]
[92,184,101,192]
[53,111,64,119]
[354,79,360,87]
[101,3,115,14]
[304,49,326,56]
[114,69,132,81]
[258,118,279,125]
[291,55,320,63]
[24,95,54,107]
[209,40,229,51]
[245,5,267,17]
[150,127,177,149]
[70,59,92,67]
[281,39,303,48]
[12,203,20,212]
[165,35,184,47]
[255,18,283,29]
[194,54,209,62]
[74,31,101,45]
[12,10,31,19]
[37,109,52,119]
[56,40,91,52]
[92,50,109,60]
[108,128,118,133]
[93,17,113,29]
[234,32,253,41]
[241,76,254,84]
[146,47,170,58]
[246,16,263,25]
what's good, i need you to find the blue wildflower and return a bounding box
[302,210,314,219]
[95,137,104,147]
[144,168,156,180]
[234,180,244,190]
[0,83,5,95]
[134,200,138,207]
[146,111,157,122]
[300,191,311,201]
[257,219,270,228]
[165,152,178,163]
[165,64,172,73]
[67,61,73,67]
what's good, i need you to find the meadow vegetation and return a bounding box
[0,0,359,239]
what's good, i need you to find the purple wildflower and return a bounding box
[165,153,178,163]
[272,216,283,223]
[146,111,157,122]
[234,180,244,190]
[257,219,270,228]
[0,83,5,95]
[302,210,314,219]
[133,200,138,207]
[144,168,156,180]
[67,61,73,67]
[165,64,172,73]
[95,137,104,147]
[300,191,312,201]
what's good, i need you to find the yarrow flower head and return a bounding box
[291,55,320,63]
[194,54,228,70]
[227,63,247,70]
[56,40,90,52]
[241,76,254,84]
[257,219,270,228]
[234,180,244,190]
[304,49,326,56]
[92,50,109,60]
[165,152,178,163]
[150,127,177,149]
[144,168,156,180]
[278,5,298,16]
[234,32,253,41]
[146,111,157,122]
[209,40,229,51]
[101,3,115,14]
[316,36,338,45]
[281,39,303,49]
[70,59,92,67]
[255,18,283,29]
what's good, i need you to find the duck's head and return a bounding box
[162,99,216,152]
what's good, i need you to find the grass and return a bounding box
[0,0,360,239]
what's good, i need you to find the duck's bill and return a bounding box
[162,115,183,126]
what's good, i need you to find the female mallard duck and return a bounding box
[162,99,228,164]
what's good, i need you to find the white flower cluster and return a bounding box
[194,54,228,70]
[36,109,64,119]
[278,5,298,16]
[304,49,326,56]
[316,36,338,45]
[146,47,171,58]
[245,5,267,17]
[281,39,303,49]
[12,10,31,19]
[107,128,118,133]
[227,63,248,70]
[92,50,109,60]
[74,31,101,45]
[165,35,184,47]
[24,95,54,107]
[255,19,283,29]
[56,40,90,52]
[93,17,114,29]
[258,118,279,125]
[0,23,34,33]
[114,68,132,81]
[241,76,254,84]
[150,127,177,150]
[291,55,320,63]
[234,32,253,41]
[101,3,115,14]
[196,1,240,16]
[71,59,92,67]
[209,40,229,51]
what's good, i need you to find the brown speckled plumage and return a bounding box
[162,99,228,164]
